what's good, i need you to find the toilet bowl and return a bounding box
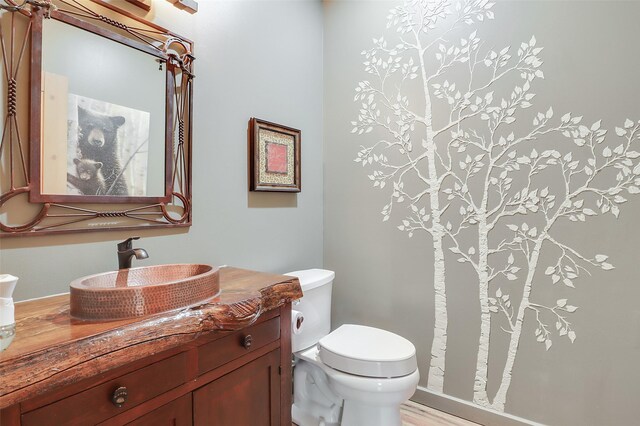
[286,269,419,426]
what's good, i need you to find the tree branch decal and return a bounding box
[352,0,640,410]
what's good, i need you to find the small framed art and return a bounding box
[249,118,301,192]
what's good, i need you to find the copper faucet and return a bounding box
[117,237,149,269]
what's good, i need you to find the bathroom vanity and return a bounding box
[0,267,301,425]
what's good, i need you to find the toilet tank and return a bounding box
[286,269,335,353]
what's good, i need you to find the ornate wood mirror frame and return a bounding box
[0,0,194,237]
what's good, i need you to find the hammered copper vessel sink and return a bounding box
[70,264,220,321]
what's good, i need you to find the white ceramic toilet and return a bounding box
[286,269,419,426]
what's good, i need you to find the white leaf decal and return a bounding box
[350,0,640,406]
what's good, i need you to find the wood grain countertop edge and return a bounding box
[0,267,302,409]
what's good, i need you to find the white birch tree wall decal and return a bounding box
[351,0,640,409]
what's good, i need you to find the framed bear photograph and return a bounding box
[248,118,301,192]
[65,95,151,197]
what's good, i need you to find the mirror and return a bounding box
[38,18,167,199]
[0,0,194,236]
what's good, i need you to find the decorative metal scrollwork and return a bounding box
[0,0,195,237]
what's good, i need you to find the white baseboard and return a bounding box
[411,386,546,426]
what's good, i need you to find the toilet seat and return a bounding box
[318,324,417,378]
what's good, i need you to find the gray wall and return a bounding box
[0,0,324,301]
[4,1,640,425]
[324,1,640,425]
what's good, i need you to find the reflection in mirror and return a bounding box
[40,18,166,199]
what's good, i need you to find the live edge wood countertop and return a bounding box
[0,267,302,410]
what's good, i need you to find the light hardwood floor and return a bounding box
[292,400,478,426]
[401,400,478,426]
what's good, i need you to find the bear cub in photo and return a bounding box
[67,158,106,196]
[75,106,129,196]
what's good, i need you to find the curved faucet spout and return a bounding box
[117,237,149,269]
[133,248,149,260]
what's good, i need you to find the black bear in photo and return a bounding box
[77,106,129,196]
[67,158,106,196]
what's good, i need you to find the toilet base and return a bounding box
[292,357,342,426]
[293,347,419,426]
[292,403,340,426]
[341,400,401,426]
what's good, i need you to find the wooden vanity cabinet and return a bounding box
[1,304,292,426]
[126,394,193,426]
[193,349,281,425]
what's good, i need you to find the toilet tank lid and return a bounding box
[284,269,335,292]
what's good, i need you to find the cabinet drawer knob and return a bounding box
[112,386,128,408]
[243,334,253,349]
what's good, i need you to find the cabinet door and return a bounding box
[193,349,281,426]
[126,394,192,426]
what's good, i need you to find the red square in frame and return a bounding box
[266,142,288,174]
[249,118,301,192]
